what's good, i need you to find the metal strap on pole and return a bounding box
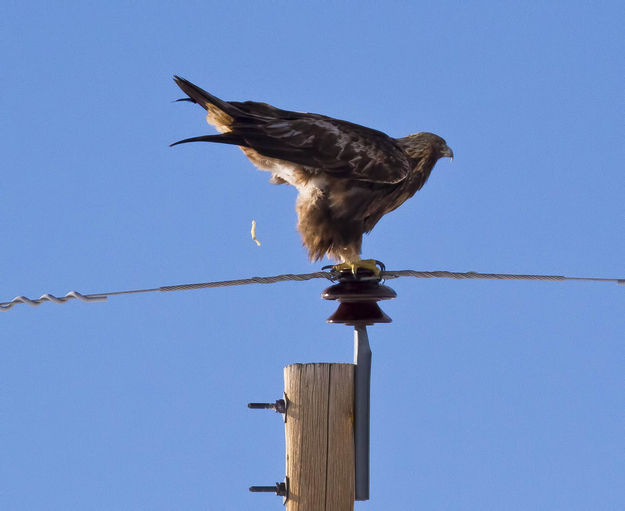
[353,325,372,501]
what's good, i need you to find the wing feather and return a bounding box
[230,116,410,184]
[173,77,410,184]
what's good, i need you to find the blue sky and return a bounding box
[2,2,624,509]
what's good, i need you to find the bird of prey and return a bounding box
[171,76,453,273]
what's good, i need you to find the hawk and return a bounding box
[172,76,453,272]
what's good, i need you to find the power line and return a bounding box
[383,270,625,285]
[1,269,622,312]
[0,272,331,311]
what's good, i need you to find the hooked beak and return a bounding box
[442,145,454,162]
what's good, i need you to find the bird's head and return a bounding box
[397,132,453,162]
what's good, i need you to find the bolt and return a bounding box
[249,482,287,497]
[248,399,286,414]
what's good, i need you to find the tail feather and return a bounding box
[170,132,244,148]
[173,75,238,116]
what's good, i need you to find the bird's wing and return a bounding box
[230,116,411,184]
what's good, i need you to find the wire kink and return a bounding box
[1,270,623,311]
[1,291,107,310]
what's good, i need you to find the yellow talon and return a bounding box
[332,259,382,277]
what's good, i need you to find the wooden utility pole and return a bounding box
[284,363,355,510]
[249,266,396,509]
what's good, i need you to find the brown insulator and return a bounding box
[321,268,397,325]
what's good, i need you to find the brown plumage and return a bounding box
[171,76,453,263]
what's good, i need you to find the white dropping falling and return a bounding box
[251,220,261,246]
